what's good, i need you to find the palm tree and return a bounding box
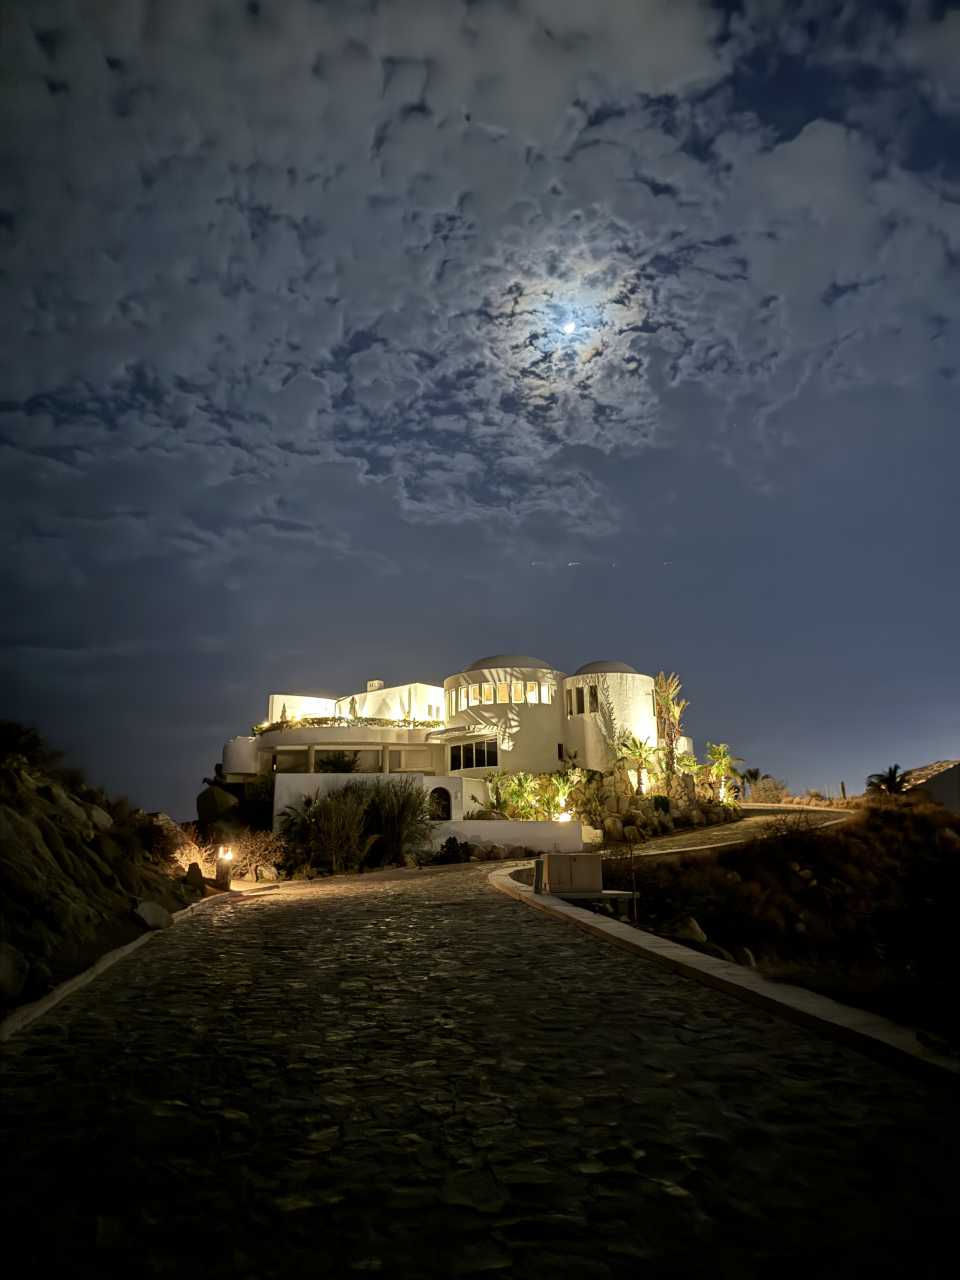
[483,768,510,812]
[705,743,745,803]
[653,672,689,773]
[617,733,662,796]
[866,764,908,796]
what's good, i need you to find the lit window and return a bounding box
[576,686,585,714]
[565,689,573,715]
[458,687,467,712]
[482,683,494,704]
[497,683,509,703]
[540,683,552,704]
[589,685,598,713]
[526,681,539,704]
[512,681,523,702]
[470,684,480,705]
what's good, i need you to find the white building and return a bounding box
[221,654,691,828]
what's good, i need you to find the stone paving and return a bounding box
[1,866,955,1280]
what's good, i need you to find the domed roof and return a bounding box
[572,660,638,676]
[464,654,552,672]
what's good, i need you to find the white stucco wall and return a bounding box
[442,661,564,778]
[561,670,657,771]
[334,681,444,721]
[222,736,261,774]
[267,694,337,723]
[271,773,469,830]
[434,820,583,853]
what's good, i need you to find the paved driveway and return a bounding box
[1,867,954,1279]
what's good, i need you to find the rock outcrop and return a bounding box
[0,764,199,1011]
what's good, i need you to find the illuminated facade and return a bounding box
[221,654,690,800]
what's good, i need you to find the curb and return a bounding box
[0,886,275,1043]
[488,867,959,1084]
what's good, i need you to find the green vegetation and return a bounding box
[279,775,439,876]
[602,800,960,1046]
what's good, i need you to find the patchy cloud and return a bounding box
[1,0,958,807]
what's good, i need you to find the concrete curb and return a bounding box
[0,885,275,1043]
[488,867,959,1084]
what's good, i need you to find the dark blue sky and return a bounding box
[1,0,958,819]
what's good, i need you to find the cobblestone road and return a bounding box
[2,867,955,1280]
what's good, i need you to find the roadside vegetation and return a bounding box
[602,797,960,1048]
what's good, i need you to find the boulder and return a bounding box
[80,802,113,831]
[623,826,640,843]
[472,809,509,821]
[674,917,707,943]
[196,785,240,828]
[684,939,736,963]
[733,946,757,969]
[488,844,508,860]
[603,817,624,843]
[133,900,174,931]
[256,864,279,881]
[580,825,602,847]
[185,862,205,891]
[467,842,487,861]
[0,942,29,1004]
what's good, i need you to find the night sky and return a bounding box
[1,1,957,821]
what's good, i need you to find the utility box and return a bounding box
[541,852,603,894]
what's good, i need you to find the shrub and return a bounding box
[364,775,439,867]
[315,750,361,774]
[280,785,375,875]
[747,776,790,804]
[419,836,470,866]
[239,774,276,831]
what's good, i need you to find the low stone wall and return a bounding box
[433,819,582,854]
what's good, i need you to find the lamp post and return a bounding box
[215,846,233,890]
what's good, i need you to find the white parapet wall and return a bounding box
[433,820,583,854]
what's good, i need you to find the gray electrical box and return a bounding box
[541,852,603,894]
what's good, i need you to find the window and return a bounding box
[512,681,524,702]
[459,687,467,712]
[497,682,509,703]
[450,744,462,770]
[540,683,552,704]
[462,743,474,768]
[526,681,539,703]
[589,685,598,713]
[475,741,486,767]
[576,686,585,714]
[565,689,573,716]
[558,743,565,761]
[486,738,498,766]
[469,684,480,706]
[482,683,494,704]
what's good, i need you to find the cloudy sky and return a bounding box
[1,0,958,817]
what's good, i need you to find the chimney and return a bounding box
[367,679,385,692]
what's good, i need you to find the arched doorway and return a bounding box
[429,787,452,820]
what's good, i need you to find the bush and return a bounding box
[280,784,375,875]
[747,776,790,803]
[364,775,439,868]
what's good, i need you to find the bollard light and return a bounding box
[215,846,233,889]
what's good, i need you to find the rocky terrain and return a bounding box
[570,766,742,846]
[0,759,202,1011]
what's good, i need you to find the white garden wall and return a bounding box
[433,819,583,854]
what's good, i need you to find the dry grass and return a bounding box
[603,799,960,1044]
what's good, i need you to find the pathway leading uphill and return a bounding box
[1,867,955,1279]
